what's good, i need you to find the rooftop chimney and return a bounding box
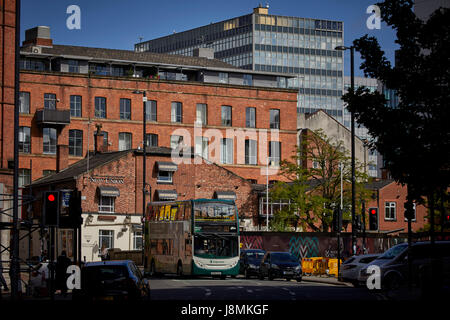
[22,26,53,47]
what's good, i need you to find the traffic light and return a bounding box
[444,213,450,229]
[69,190,83,227]
[404,201,415,220]
[368,207,378,231]
[332,208,342,232]
[43,191,60,226]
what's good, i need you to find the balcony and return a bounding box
[35,109,70,126]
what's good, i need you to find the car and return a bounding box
[358,241,450,292]
[239,249,266,278]
[72,260,150,301]
[29,261,50,297]
[258,252,302,282]
[338,254,379,287]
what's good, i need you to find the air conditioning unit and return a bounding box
[31,46,42,54]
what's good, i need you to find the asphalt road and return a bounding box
[149,275,382,301]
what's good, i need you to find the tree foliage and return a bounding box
[342,0,450,205]
[270,129,371,232]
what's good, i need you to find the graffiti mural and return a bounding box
[289,236,319,260]
[240,235,263,249]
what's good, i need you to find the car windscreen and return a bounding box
[378,243,408,259]
[84,265,129,282]
[246,251,265,260]
[271,253,298,263]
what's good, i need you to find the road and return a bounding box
[149,275,382,301]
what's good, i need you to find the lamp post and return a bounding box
[335,45,356,255]
[133,90,147,267]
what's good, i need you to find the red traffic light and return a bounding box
[48,194,55,202]
[370,209,376,214]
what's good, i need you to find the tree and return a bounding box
[270,129,371,232]
[341,0,450,211]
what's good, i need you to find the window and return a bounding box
[70,95,82,117]
[99,197,115,213]
[221,138,233,164]
[245,139,257,165]
[170,135,184,149]
[269,141,281,166]
[118,132,132,151]
[385,202,396,220]
[19,127,31,153]
[196,103,207,125]
[195,136,209,159]
[221,106,232,126]
[101,131,108,147]
[270,109,280,129]
[157,171,173,183]
[219,72,229,84]
[69,129,83,156]
[99,230,114,249]
[67,59,79,73]
[120,98,131,120]
[171,102,182,123]
[19,92,30,113]
[95,97,106,118]
[243,74,253,86]
[18,169,31,188]
[133,231,143,250]
[246,107,256,128]
[44,93,56,110]
[146,100,157,122]
[146,133,158,147]
[43,127,57,154]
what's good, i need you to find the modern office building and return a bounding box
[135,6,345,123]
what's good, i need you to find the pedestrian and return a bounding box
[0,260,8,291]
[100,244,109,261]
[55,251,71,296]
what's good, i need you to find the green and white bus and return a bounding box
[144,199,240,278]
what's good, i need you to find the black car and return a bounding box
[239,249,266,278]
[258,252,302,282]
[72,260,150,301]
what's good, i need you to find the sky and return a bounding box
[20,0,399,77]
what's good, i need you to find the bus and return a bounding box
[144,199,240,278]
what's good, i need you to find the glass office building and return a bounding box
[135,7,345,122]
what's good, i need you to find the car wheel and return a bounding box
[384,273,402,291]
[296,277,302,283]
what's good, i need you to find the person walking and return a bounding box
[0,260,8,291]
[55,251,71,296]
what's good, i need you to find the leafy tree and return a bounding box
[341,0,450,214]
[270,129,371,232]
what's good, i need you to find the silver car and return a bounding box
[338,254,379,287]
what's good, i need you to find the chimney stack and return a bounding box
[22,26,53,47]
[94,124,106,154]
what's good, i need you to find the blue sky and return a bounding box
[20,0,399,77]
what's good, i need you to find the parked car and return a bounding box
[358,241,450,292]
[258,252,302,282]
[239,249,266,278]
[338,254,379,287]
[29,261,50,297]
[72,260,150,301]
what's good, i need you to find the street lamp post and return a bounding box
[335,45,356,255]
[133,90,147,267]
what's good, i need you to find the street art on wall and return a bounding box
[241,235,263,249]
[289,236,319,259]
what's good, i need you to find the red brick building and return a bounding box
[28,144,259,261]
[14,26,297,189]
